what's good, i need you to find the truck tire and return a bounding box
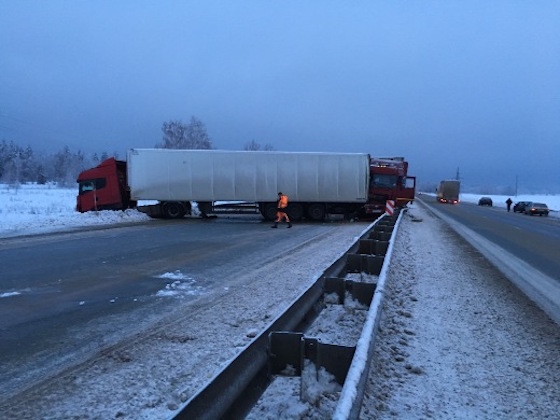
[163,202,186,219]
[197,202,212,218]
[306,203,326,221]
[287,203,304,221]
[260,203,278,221]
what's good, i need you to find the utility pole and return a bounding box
[455,167,460,181]
[515,174,518,197]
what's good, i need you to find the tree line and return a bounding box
[0,116,274,187]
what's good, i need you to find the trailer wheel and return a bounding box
[163,202,186,219]
[260,203,278,221]
[197,202,212,218]
[306,203,326,221]
[287,203,304,221]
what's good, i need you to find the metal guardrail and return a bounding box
[334,210,403,419]
[173,210,402,419]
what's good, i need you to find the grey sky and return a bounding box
[1,1,559,192]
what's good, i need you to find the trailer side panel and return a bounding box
[127,149,369,203]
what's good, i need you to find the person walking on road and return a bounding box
[506,197,513,212]
[272,192,292,228]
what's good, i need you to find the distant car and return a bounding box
[513,201,531,213]
[524,202,549,216]
[478,197,493,206]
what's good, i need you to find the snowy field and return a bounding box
[0,183,559,239]
[0,183,151,238]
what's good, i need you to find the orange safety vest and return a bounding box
[278,194,288,209]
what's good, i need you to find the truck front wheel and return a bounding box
[306,203,326,221]
[163,202,186,219]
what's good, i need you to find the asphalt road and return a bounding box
[2,204,558,403]
[0,216,362,401]
[419,196,560,282]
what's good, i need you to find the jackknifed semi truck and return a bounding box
[76,149,415,221]
[436,180,460,204]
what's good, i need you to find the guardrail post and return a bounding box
[269,332,304,376]
[324,277,375,307]
[269,332,356,402]
[302,339,355,387]
[346,254,384,275]
[358,239,389,255]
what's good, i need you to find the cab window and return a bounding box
[79,178,106,195]
[372,174,397,188]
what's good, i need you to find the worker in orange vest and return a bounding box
[272,192,292,228]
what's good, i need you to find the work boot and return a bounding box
[271,222,278,228]
[287,223,292,228]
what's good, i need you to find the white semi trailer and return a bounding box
[127,149,370,220]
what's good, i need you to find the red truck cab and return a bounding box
[76,158,134,212]
[365,157,416,213]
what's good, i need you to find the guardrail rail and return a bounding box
[174,210,403,419]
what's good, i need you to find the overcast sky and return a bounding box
[1,1,559,192]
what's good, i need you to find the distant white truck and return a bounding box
[437,180,460,204]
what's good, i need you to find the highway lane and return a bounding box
[0,216,368,402]
[419,195,560,282]
[2,216,321,324]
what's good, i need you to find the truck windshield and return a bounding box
[78,178,106,195]
[372,174,397,189]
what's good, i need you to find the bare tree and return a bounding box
[243,139,274,151]
[157,116,213,150]
[51,146,92,187]
[0,140,40,185]
[244,140,260,151]
[0,140,117,185]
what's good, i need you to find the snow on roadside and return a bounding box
[360,204,560,419]
[0,291,22,298]
[154,271,205,297]
[0,184,150,238]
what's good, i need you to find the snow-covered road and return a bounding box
[1,219,372,418]
[243,203,559,419]
[1,183,558,418]
[361,204,559,419]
